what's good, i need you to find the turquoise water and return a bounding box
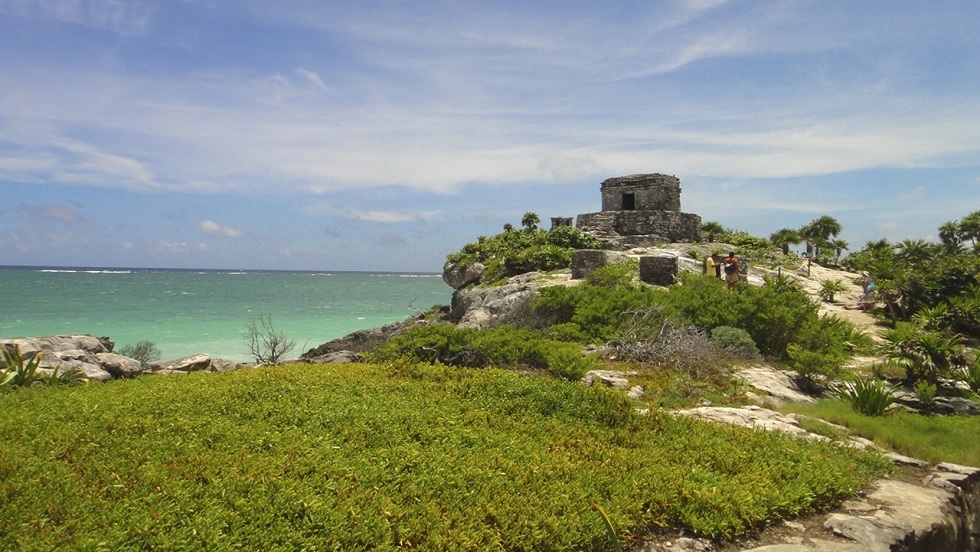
[0,266,451,362]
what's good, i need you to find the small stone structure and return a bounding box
[639,255,678,287]
[576,173,701,249]
[549,217,573,229]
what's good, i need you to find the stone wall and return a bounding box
[576,210,701,246]
[599,173,681,212]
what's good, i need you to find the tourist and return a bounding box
[723,251,740,290]
[705,255,715,277]
[847,271,875,310]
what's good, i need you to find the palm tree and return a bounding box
[769,228,802,255]
[521,212,540,232]
[800,215,842,240]
[503,223,514,233]
[896,239,933,265]
[829,238,849,264]
[799,215,843,258]
[958,210,980,246]
[938,221,960,247]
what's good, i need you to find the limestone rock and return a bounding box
[96,352,146,378]
[442,261,486,289]
[302,320,410,358]
[150,354,212,373]
[736,366,816,405]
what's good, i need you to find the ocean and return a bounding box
[0,266,452,363]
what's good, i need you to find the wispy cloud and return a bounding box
[18,203,88,226]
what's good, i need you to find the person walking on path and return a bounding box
[723,251,740,290]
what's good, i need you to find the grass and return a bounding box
[1,363,890,551]
[780,399,980,466]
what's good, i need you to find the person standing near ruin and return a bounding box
[723,251,740,290]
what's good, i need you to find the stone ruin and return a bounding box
[575,173,701,249]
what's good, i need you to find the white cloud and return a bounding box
[199,220,244,238]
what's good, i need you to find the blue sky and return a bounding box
[1,1,978,272]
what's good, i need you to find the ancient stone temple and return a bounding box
[576,173,701,248]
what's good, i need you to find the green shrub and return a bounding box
[913,380,937,406]
[834,377,896,416]
[786,343,845,392]
[710,326,760,360]
[880,322,965,384]
[369,323,593,379]
[543,346,596,382]
[585,260,639,288]
[445,222,602,284]
[533,280,662,344]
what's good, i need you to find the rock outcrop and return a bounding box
[0,334,230,381]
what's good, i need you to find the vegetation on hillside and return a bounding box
[444,213,603,284]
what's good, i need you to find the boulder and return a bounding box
[450,271,574,329]
[302,320,410,358]
[96,353,146,378]
[150,354,212,373]
[442,261,486,289]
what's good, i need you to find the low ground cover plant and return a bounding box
[0,363,889,550]
[781,399,980,466]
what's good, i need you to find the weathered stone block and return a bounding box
[639,255,677,286]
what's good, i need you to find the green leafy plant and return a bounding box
[879,322,965,384]
[819,279,847,303]
[834,377,896,417]
[913,379,937,406]
[445,221,603,284]
[1,345,44,389]
[710,325,760,360]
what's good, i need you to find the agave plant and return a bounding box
[1,345,44,389]
[833,376,897,417]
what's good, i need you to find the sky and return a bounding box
[1,1,978,272]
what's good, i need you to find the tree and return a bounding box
[503,223,514,233]
[701,221,725,243]
[244,314,296,365]
[521,212,541,232]
[769,228,802,255]
[895,239,933,265]
[829,238,849,264]
[958,210,980,246]
[799,215,842,258]
[117,340,162,367]
[938,221,960,247]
